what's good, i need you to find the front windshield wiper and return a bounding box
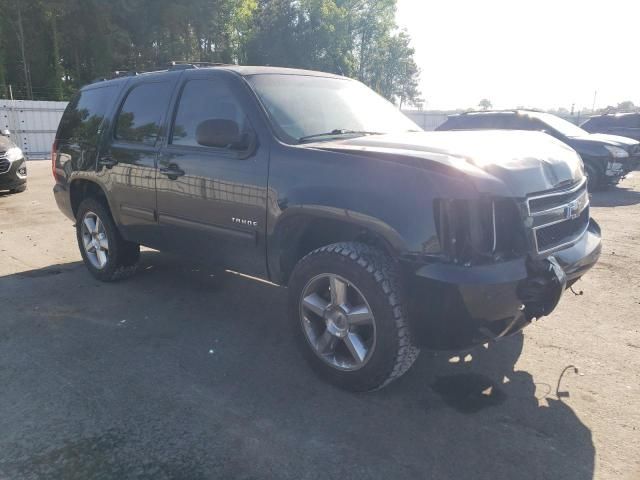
[298,129,382,143]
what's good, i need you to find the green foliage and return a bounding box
[478,99,492,111]
[614,101,637,113]
[0,0,421,104]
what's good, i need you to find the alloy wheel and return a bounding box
[299,273,376,371]
[81,211,109,269]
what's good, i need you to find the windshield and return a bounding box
[246,74,421,144]
[530,112,588,138]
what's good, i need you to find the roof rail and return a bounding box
[460,109,518,115]
[113,70,138,78]
[460,108,544,115]
[167,61,230,71]
[90,70,138,84]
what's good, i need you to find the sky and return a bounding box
[395,0,640,111]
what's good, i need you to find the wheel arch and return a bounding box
[69,178,112,219]
[269,206,407,285]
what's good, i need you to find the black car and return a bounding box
[436,110,640,189]
[0,129,27,193]
[52,65,601,391]
[582,112,640,142]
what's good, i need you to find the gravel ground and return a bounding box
[0,161,638,480]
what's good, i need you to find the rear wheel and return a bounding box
[76,197,140,282]
[289,242,419,392]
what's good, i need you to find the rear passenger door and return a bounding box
[156,71,269,276]
[101,76,178,246]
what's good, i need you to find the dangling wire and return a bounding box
[569,285,583,296]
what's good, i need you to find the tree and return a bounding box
[616,101,636,112]
[478,98,492,111]
[246,0,422,105]
[0,0,422,104]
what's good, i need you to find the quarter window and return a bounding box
[171,79,251,149]
[57,85,118,143]
[115,82,173,144]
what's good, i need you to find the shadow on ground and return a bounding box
[590,182,640,207]
[0,252,594,480]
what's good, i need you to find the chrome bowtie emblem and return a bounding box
[564,200,580,220]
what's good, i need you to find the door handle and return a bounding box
[159,165,185,178]
[98,156,117,169]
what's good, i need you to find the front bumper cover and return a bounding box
[0,158,27,190]
[408,218,601,350]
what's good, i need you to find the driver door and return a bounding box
[156,71,269,277]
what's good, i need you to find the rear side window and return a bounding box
[585,115,640,129]
[57,85,119,142]
[170,79,251,148]
[454,114,509,129]
[581,117,603,129]
[510,116,542,130]
[115,82,173,145]
[609,115,640,128]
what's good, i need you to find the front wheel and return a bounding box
[584,163,604,191]
[76,197,140,282]
[288,242,419,392]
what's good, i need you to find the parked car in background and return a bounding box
[581,113,640,142]
[0,129,27,194]
[436,110,640,189]
[52,65,601,391]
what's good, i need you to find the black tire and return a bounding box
[75,197,140,282]
[584,163,604,191]
[9,185,27,194]
[288,242,419,392]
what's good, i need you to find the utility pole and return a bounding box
[8,84,13,101]
[591,90,598,113]
[15,0,33,100]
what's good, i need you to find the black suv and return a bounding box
[52,65,601,391]
[0,129,27,193]
[582,112,640,142]
[436,110,640,189]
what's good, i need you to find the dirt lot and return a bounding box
[1,161,639,480]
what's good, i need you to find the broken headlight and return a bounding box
[434,198,524,264]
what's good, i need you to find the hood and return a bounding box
[0,135,16,154]
[569,132,639,148]
[307,130,584,196]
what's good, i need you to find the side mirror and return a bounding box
[1,129,10,137]
[195,119,252,150]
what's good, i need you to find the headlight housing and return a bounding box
[4,146,24,162]
[604,145,629,159]
[434,198,526,264]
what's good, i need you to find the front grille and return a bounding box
[536,208,589,252]
[0,158,9,174]
[529,186,582,212]
[527,180,590,254]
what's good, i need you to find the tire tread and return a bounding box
[296,242,419,391]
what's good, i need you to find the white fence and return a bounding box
[0,99,67,159]
[0,99,587,160]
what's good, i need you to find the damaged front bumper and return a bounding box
[407,218,602,351]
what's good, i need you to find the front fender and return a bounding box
[267,205,407,284]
